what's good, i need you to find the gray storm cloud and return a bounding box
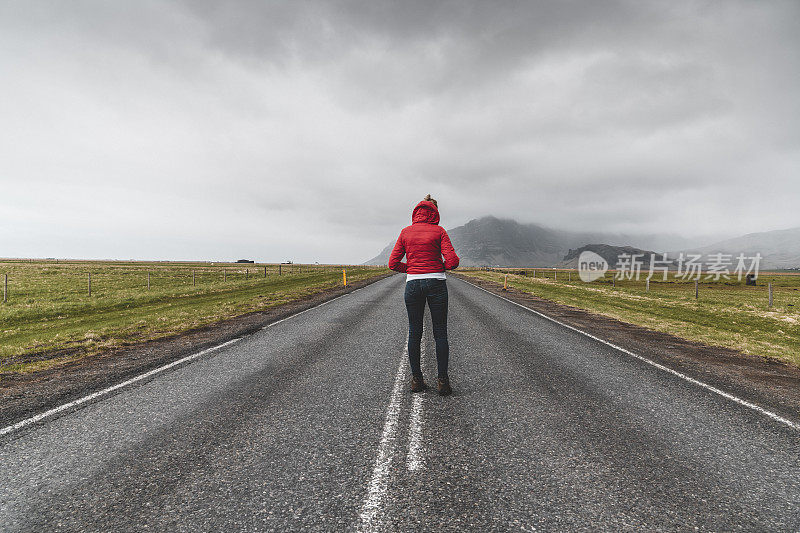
[1,1,798,262]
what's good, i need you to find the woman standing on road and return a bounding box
[388,195,460,396]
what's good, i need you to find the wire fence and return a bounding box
[480,266,800,311]
[0,261,384,304]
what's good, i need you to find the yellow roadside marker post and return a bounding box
[343,269,347,287]
[502,273,508,291]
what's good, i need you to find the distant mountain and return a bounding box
[676,227,800,270]
[367,241,397,266]
[366,217,585,267]
[558,244,660,269]
[367,216,680,267]
[365,216,800,269]
[445,217,577,267]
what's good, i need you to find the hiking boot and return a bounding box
[411,375,427,393]
[437,376,452,396]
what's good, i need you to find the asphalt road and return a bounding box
[2,274,799,531]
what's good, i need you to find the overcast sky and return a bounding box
[1,1,798,263]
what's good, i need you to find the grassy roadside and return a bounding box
[458,269,800,366]
[0,261,387,376]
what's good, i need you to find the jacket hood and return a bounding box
[411,200,440,225]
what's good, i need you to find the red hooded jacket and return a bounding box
[388,201,460,274]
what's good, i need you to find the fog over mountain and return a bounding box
[676,227,800,270]
[367,216,799,269]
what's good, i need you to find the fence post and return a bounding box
[148,272,151,290]
[554,269,557,281]
[343,269,347,286]
[279,264,282,276]
[695,280,699,299]
[193,271,196,286]
[612,276,615,288]
[568,271,571,282]
[3,273,6,303]
[224,268,227,282]
[646,278,650,292]
[533,269,536,278]
[246,268,249,280]
[769,282,773,308]
[88,272,92,296]
[264,265,267,278]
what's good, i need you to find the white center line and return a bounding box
[357,349,407,532]
[406,394,424,472]
[406,334,427,472]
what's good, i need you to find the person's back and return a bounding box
[388,195,459,395]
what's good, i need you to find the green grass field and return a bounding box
[0,260,386,375]
[459,268,800,366]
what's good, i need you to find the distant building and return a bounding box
[236,259,255,263]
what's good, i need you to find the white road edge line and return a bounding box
[458,277,800,432]
[0,337,242,438]
[1,281,376,439]
[260,290,350,331]
[358,349,407,532]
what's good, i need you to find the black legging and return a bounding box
[404,278,449,378]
